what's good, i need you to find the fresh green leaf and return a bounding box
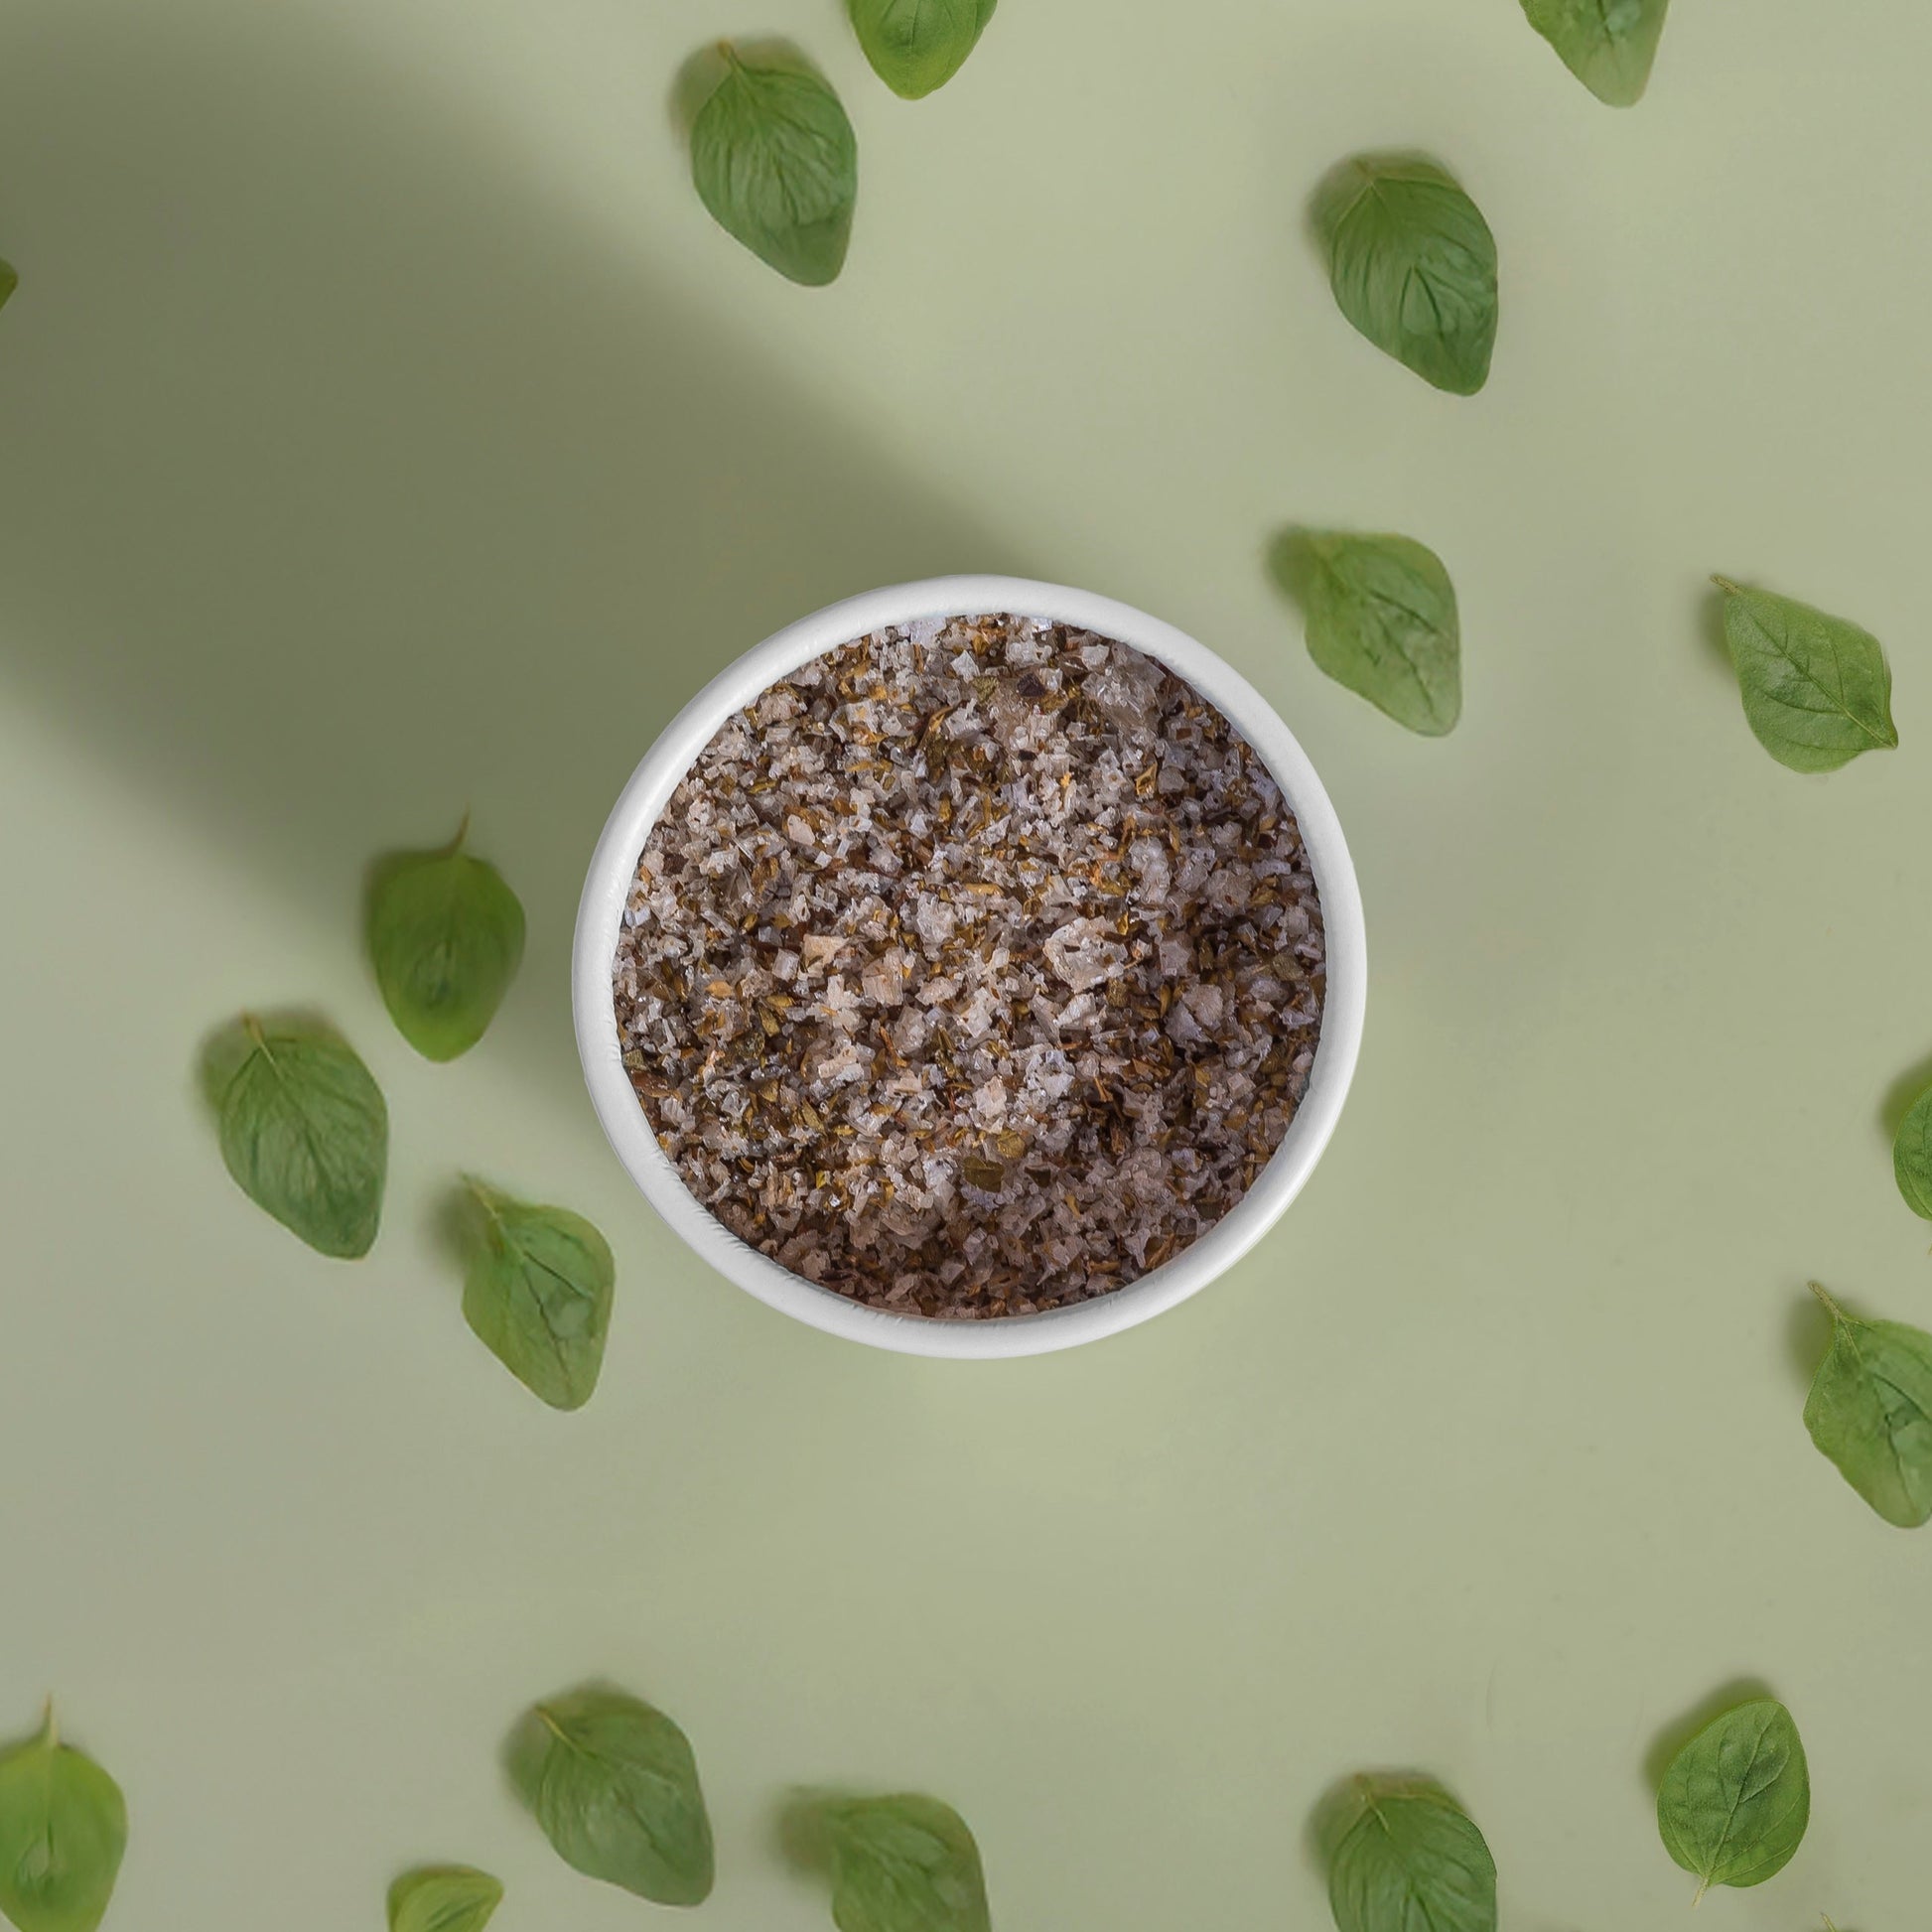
[1803,1282,1932,1528]
[367,818,525,1061]
[1271,529,1460,734]
[814,1793,990,1932]
[1894,1088,1932,1219]
[690,45,857,286]
[1714,577,1897,772]
[1656,1698,1808,1893]
[387,1865,503,1932]
[505,1685,713,1905]
[1311,155,1497,395]
[200,1013,387,1258]
[1324,1776,1495,1932]
[0,1706,127,1932]
[0,261,17,312]
[457,1176,615,1411]
[1520,0,1671,106]
[848,0,997,98]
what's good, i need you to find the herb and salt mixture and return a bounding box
[612,614,1325,1318]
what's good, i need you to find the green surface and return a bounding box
[1,1,1929,1926]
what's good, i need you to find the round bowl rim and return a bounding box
[572,574,1366,1359]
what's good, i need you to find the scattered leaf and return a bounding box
[1271,529,1460,734]
[200,1013,387,1257]
[457,1176,615,1411]
[505,1685,713,1905]
[1520,0,1670,105]
[1895,1087,1932,1219]
[848,0,997,98]
[1803,1282,1932,1528]
[1324,1775,1495,1932]
[367,818,525,1061]
[1714,577,1897,772]
[1311,155,1498,395]
[1656,1697,1808,1893]
[690,44,858,285]
[0,1706,127,1932]
[387,1865,503,1932]
[813,1793,991,1932]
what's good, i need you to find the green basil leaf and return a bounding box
[0,260,17,311]
[0,1707,127,1932]
[1894,1088,1932,1219]
[1312,155,1497,396]
[1271,529,1460,734]
[387,1865,503,1932]
[1803,1282,1932,1529]
[815,1793,990,1932]
[1520,0,1670,106]
[690,46,857,286]
[848,0,997,98]
[367,818,525,1061]
[1656,1698,1808,1893]
[457,1176,615,1411]
[1715,577,1897,772]
[505,1685,713,1905]
[1324,1776,1495,1932]
[200,1012,387,1257]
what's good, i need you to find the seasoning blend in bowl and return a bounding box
[575,579,1365,1358]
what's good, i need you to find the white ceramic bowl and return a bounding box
[574,576,1366,1358]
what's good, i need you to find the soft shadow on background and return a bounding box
[1695,583,1733,683]
[1877,1051,1932,1142]
[0,3,1022,1111]
[1640,1675,1775,1792]
[1300,1769,1454,1878]
[1783,1282,1835,1392]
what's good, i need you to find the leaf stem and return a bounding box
[461,1173,503,1227]
[1711,575,1742,595]
[42,1696,57,1750]
[1807,1279,1848,1323]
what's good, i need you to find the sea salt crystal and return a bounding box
[800,933,845,971]
[861,953,905,1007]
[1043,918,1126,992]
[1183,983,1224,1030]
[956,985,1003,1039]
[970,1077,1009,1127]
[913,897,957,948]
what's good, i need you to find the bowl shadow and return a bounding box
[0,1,1025,1122]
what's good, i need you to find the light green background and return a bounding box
[1,0,1928,1925]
